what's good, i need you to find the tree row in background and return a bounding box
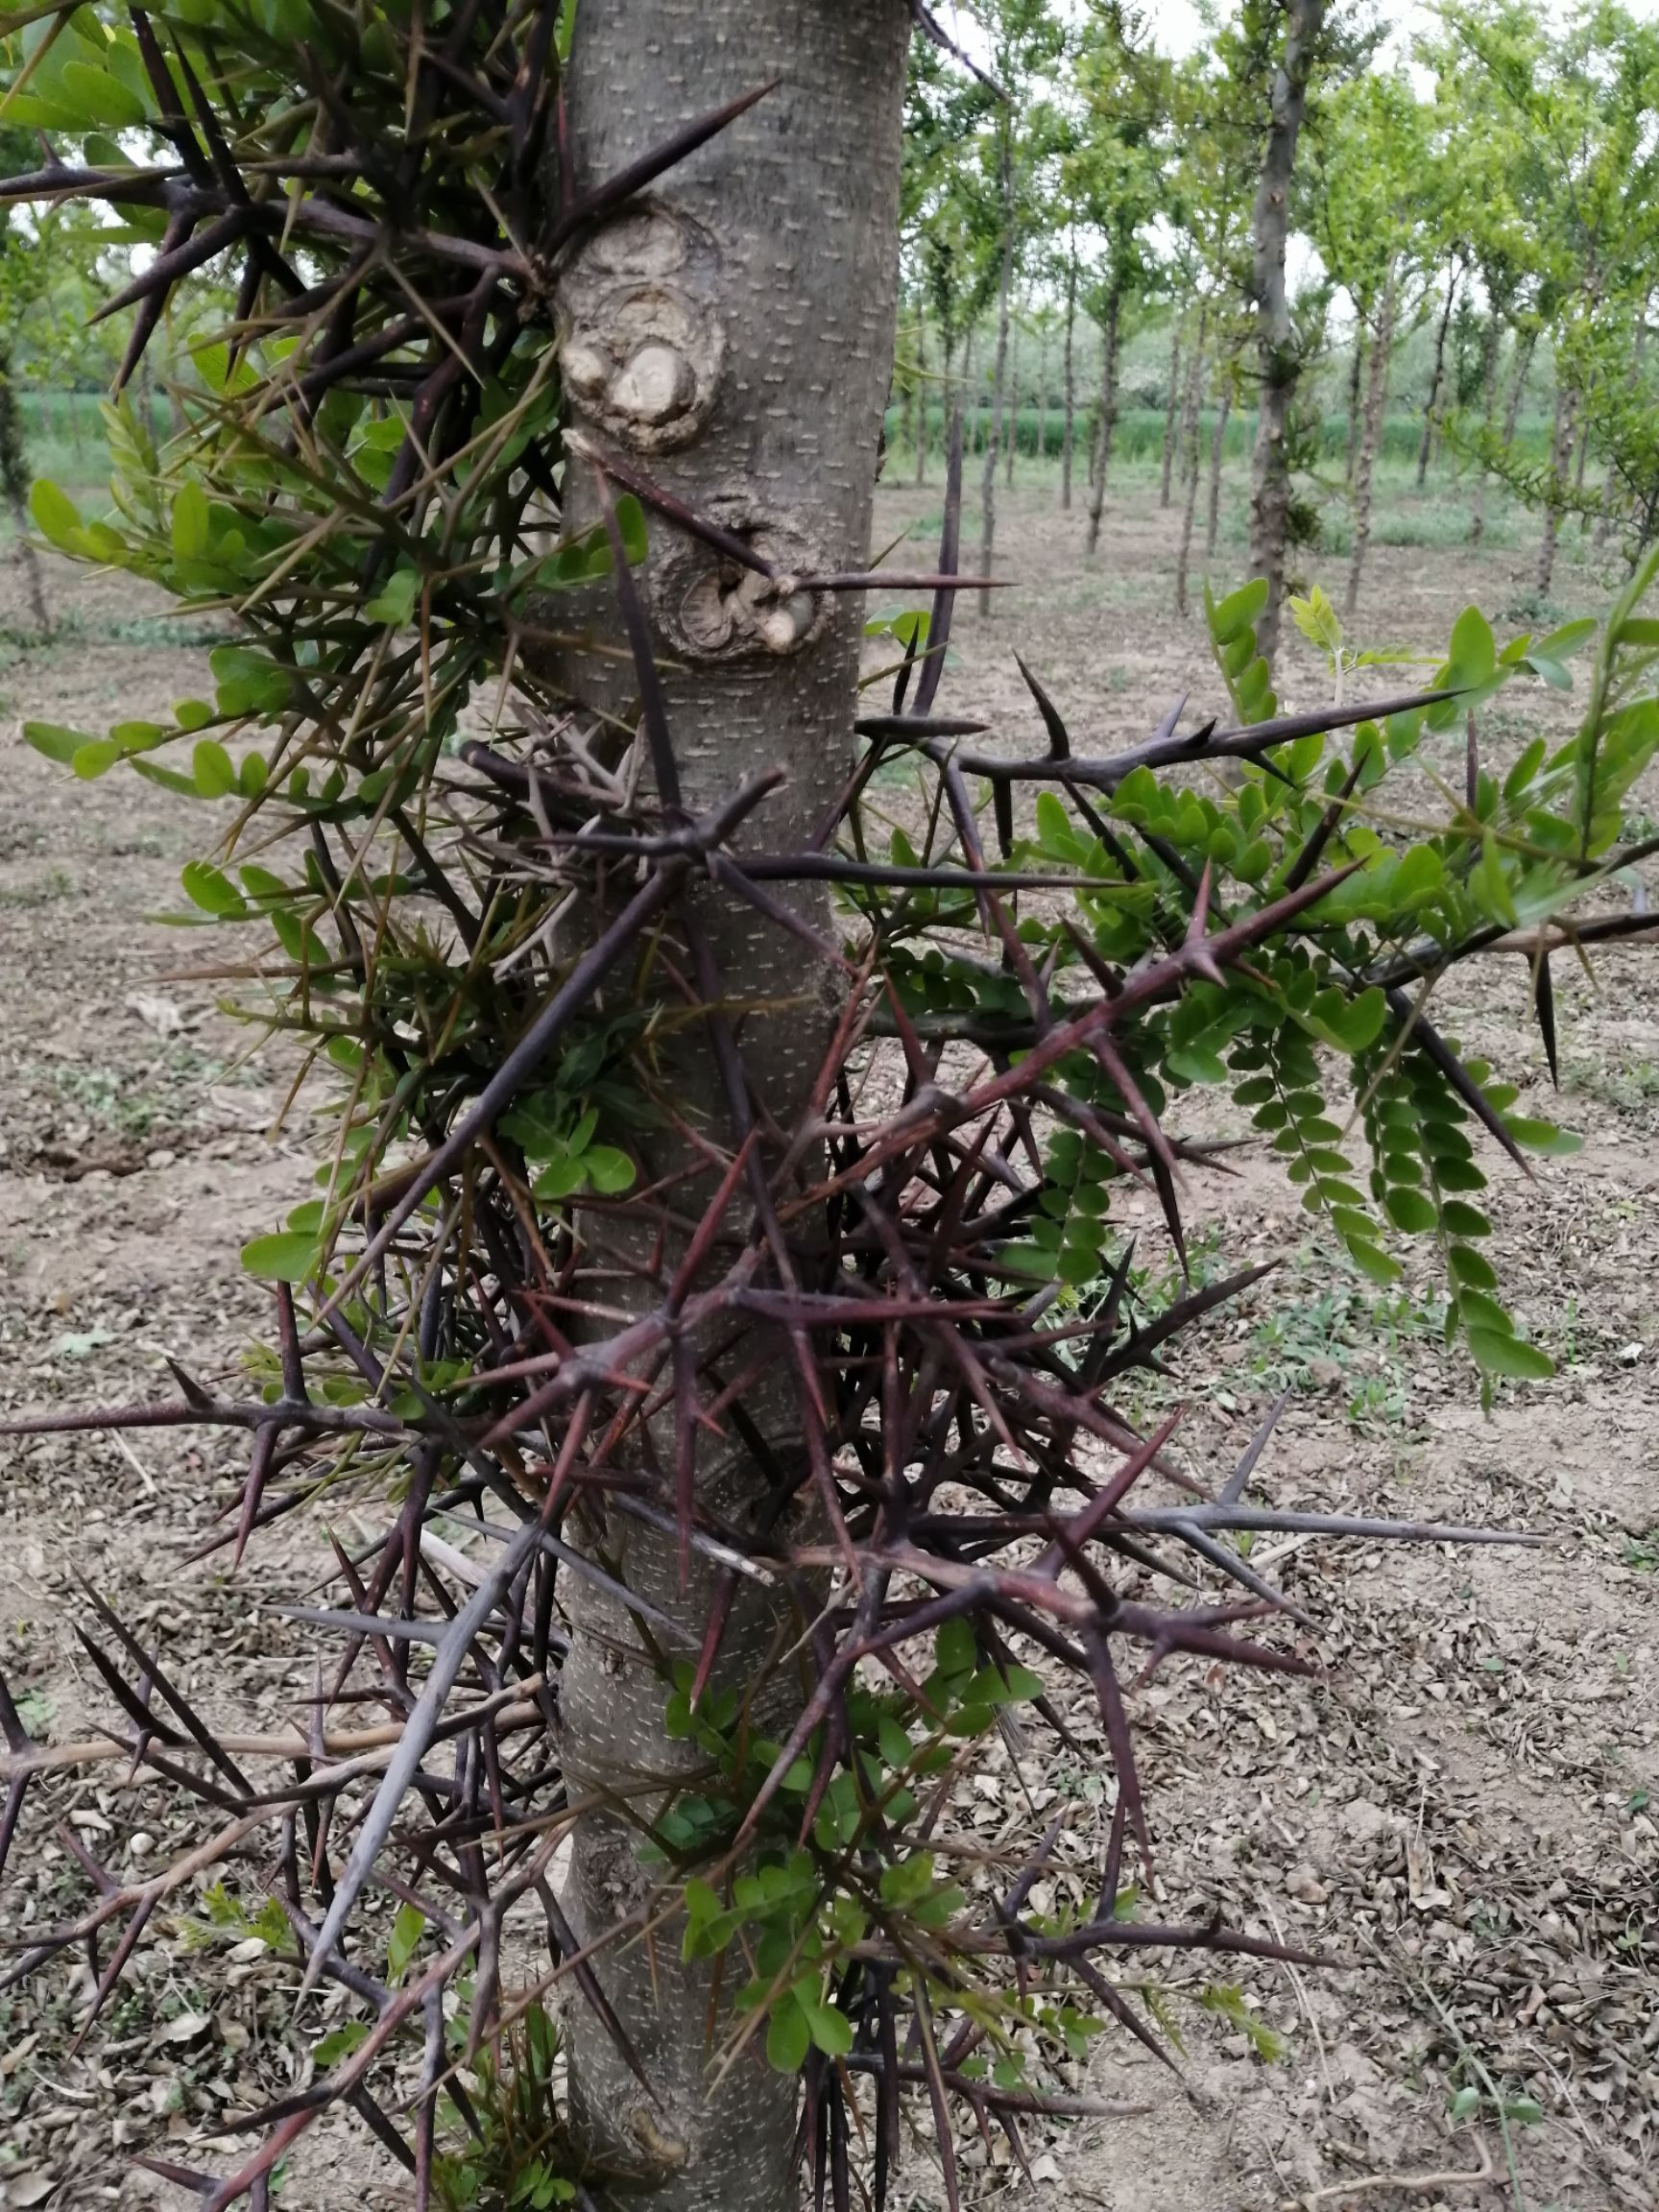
[893,0,1659,649]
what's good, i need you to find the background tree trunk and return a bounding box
[0,353,49,634]
[1347,274,1396,616]
[1206,373,1233,559]
[1536,381,1576,601]
[1004,343,1020,490]
[900,314,916,478]
[1247,0,1328,667]
[1502,325,1537,447]
[1159,316,1183,507]
[1416,254,1460,489]
[1572,380,1593,528]
[979,132,1016,619]
[915,310,929,485]
[1086,285,1123,558]
[1470,313,1502,544]
[1344,325,1365,484]
[555,7,909,2204]
[1175,306,1211,616]
[1061,254,1078,508]
[1595,287,1648,547]
[1036,325,1048,474]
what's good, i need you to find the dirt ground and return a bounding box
[0,463,1654,2212]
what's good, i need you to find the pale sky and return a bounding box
[940,0,1659,70]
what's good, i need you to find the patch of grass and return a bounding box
[0,608,232,651]
[41,1040,247,1142]
[0,864,74,908]
[1563,1054,1659,1115]
[49,1062,171,1141]
[1243,1252,1444,1423]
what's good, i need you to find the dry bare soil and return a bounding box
[0,468,1654,2212]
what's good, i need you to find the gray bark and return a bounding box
[1159,317,1183,507]
[1347,272,1395,617]
[1247,0,1328,667]
[1205,373,1233,559]
[978,132,1016,620]
[1175,305,1210,616]
[1085,284,1122,559]
[551,7,909,2205]
[1416,255,1460,489]
[1061,252,1078,508]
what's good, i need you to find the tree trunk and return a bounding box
[1595,288,1648,548]
[1085,284,1123,559]
[1416,255,1459,489]
[1502,326,1537,448]
[1347,274,1395,617]
[1061,254,1078,509]
[1470,313,1502,545]
[1004,344,1019,490]
[1536,380,1575,602]
[554,9,909,2205]
[915,311,929,486]
[1036,325,1048,476]
[1572,382,1593,528]
[1175,306,1211,617]
[1206,373,1233,559]
[0,351,49,635]
[1344,323,1371,482]
[1159,317,1183,508]
[978,131,1016,620]
[1247,0,1328,668]
[900,314,916,477]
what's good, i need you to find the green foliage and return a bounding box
[657,1626,1061,2075]
[435,2004,579,2212]
[853,566,1657,1382]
